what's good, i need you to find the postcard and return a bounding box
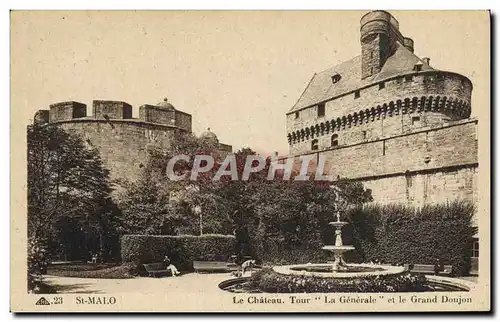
[10,10,490,312]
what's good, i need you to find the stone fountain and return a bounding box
[321,212,355,272]
[271,210,406,278]
[219,210,475,293]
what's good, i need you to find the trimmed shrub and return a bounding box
[121,234,236,271]
[346,200,477,275]
[252,200,475,275]
[249,267,427,293]
[259,236,328,265]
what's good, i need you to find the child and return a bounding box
[164,255,180,276]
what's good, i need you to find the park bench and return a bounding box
[404,264,453,276]
[143,262,170,277]
[193,255,254,273]
[193,260,234,273]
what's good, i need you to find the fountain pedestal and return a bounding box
[321,214,355,272]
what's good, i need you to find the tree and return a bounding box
[116,131,229,236]
[27,123,118,261]
[117,131,374,263]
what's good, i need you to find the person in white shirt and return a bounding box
[241,259,256,275]
[163,255,180,276]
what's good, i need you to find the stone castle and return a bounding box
[31,10,479,271]
[284,11,479,271]
[34,98,232,183]
[286,10,478,209]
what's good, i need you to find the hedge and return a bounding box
[258,236,328,265]
[346,200,477,275]
[121,234,236,271]
[252,200,475,275]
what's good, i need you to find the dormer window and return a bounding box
[317,103,325,117]
[331,73,341,84]
[413,63,423,72]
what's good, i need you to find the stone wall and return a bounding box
[55,119,178,183]
[174,111,193,132]
[361,166,478,224]
[287,72,472,155]
[93,100,132,120]
[49,101,87,122]
[139,104,176,126]
[304,119,477,179]
[283,120,478,212]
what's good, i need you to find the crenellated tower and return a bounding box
[284,10,477,211]
[33,98,231,184]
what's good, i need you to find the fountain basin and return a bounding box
[272,263,406,279]
[321,245,355,251]
[329,221,349,228]
[218,275,474,293]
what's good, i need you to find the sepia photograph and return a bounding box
[10,9,490,312]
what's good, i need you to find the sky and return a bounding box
[11,11,490,155]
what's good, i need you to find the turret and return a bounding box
[49,101,87,122]
[360,11,414,79]
[93,100,132,120]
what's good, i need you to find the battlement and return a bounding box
[49,101,87,122]
[93,100,132,120]
[38,98,192,132]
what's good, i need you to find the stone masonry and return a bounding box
[34,98,232,185]
[285,10,478,211]
[284,10,479,271]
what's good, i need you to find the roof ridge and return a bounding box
[289,73,317,112]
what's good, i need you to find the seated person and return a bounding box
[163,255,180,276]
[87,253,98,264]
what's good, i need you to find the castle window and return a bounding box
[331,134,339,147]
[382,140,386,155]
[331,73,341,84]
[370,51,374,58]
[412,116,421,125]
[405,75,413,82]
[378,82,385,90]
[317,103,325,117]
[311,139,319,150]
[362,130,367,140]
[472,238,479,258]
[295,111,299,119]
[354,90,360,99]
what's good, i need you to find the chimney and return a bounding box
[422,57,431,65]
